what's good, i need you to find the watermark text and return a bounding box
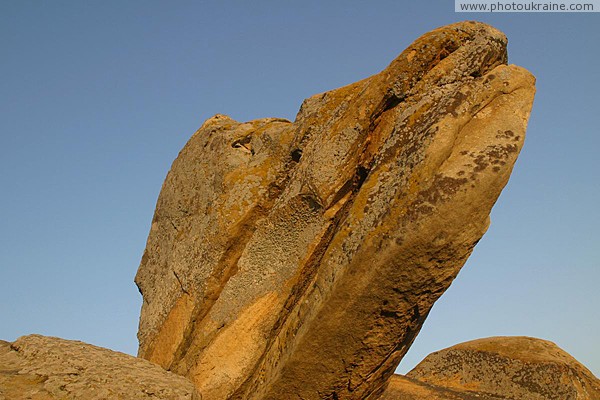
[456,0,598,12]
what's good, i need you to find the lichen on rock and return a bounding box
[0,335,201,400]
[382,337,600,400]
[134,21,536,400]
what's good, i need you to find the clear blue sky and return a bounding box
[1,1,598,377]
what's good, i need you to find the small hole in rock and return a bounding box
[291,149,302,162]
[354,166,369,189]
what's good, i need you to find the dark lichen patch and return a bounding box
[495,129,514,139]
[444,91,468,117]
[405,175,469,222]
[414,203,436,216]
[427,176,468,204]
[487,143,519,158]
[467,142,520,179]
[472,155,489,173]
[434,175,469,197]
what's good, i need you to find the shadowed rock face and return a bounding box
[382,337,600,400]
[0,335,201,400]
[135,21,536,399]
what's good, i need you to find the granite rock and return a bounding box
[380,374,502,400]
[0,335,201,400]
[380,337,600,400]
[400,336,600,400]
[135,21,536,399]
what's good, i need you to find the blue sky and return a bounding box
[1,1,598,377]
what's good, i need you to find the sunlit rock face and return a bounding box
[135,21,536,400]
[381,337,600,400]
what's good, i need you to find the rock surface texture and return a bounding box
[134,21,536,400]
[382,337,600,400]
[380,375,499,400]
[0,335,201,400]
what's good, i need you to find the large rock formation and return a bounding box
[134,21,536,399]
[382,337,600,400]
[0,335,200,400]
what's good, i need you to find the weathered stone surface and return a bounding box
[0,335,201,400]
[382,336,600,400]
[380,375,502,400]
[135,21,536,399]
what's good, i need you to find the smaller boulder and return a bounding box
[383,336,600,400]
[0,335,201,400]
[381,374,500,399]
